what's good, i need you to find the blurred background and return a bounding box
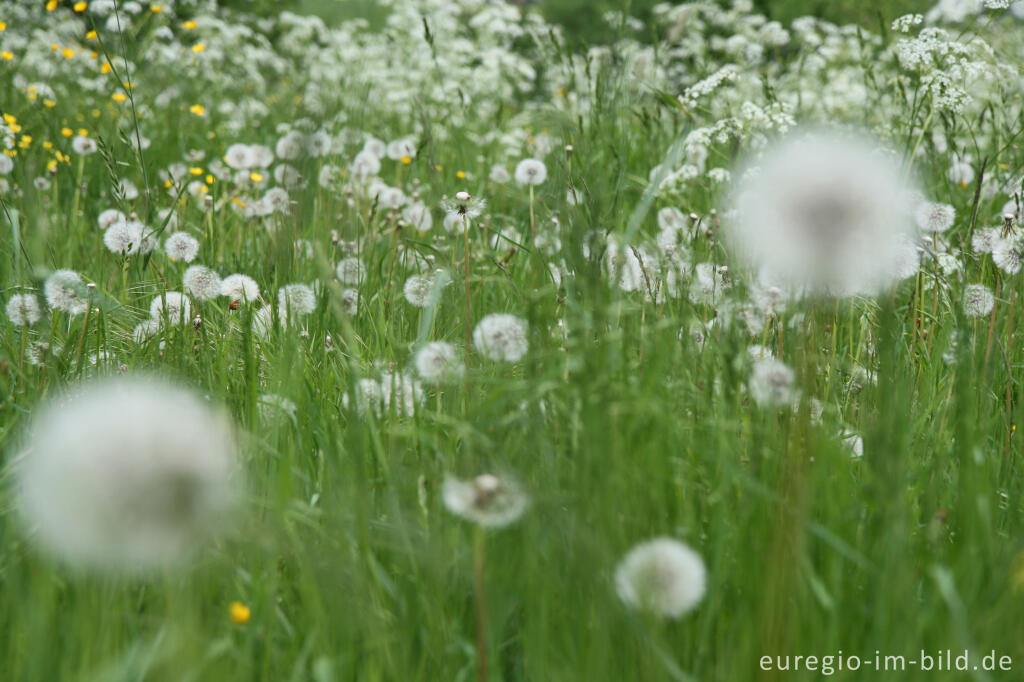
[221,0,929,43]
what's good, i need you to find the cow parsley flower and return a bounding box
[728,132,919,297]
[473,313,529,362]
[614,538,707,619]
[6,293,42,327]
[442,473,528,528]
[13,376,238,573]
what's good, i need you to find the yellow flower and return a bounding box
[74,2,88,12]
[46,1,57,11]
[151,4,163,12]
[18,135,32,149]
[183,20,198,30]
[189,167,203,176]
[232,197,247,208]
[0,21,6,31]
[456,170,466,179]
[2,113,15,125]
[1,51,12,61]
[77,128,88,136]
[44,99,56,108]
[228,601,251,625]
[61,127,73,137]
[189,104,205,116]
[101,62,112,74]
[86,30,97,40]
[434,164,442,171]
[191,43,206,54]
[249,172,263,183]
[400,155,411,165]
[43,141,53,150]
[112,92,127,103]
[205,175,214,184]
[4,149,16,157]
[62,47,75,59]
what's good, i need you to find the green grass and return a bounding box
[0,1,1023,682]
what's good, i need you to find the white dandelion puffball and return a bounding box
[164,232,201,263]
[220,273,261,302]
[414,341,463,384]
[44,269,89,315]
[335,257,366,286]
[615,538,707,619]
[915,202,956,233]
[103,219,145,255]
[514,158,547,186]
[150,292,192,325]
[7,294,42,327]
[728,131,920,297]
[183,265,222,300]
[278,283,317,319]
[71,135,98,155]
[473,313,529,362]
[98,208,126,230]
[749,358,798,407]
[442,474,529,528]
[963,283,995,317]
[13,376,238,573]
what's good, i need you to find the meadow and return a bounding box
[1,1,1023,680]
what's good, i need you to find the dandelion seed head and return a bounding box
[473,313,529,362]
[442,474,528,528]
[414,341,463,384]
[164,231,200,263]
[614,538,707,619]
[749,358,798,407]
[6,293,42,327]
[220,273,260,302]
[183,265,222,300]
[44,269,89,315]
[150,292,192,325]
[13,376,238,573]
[514,158,547,186]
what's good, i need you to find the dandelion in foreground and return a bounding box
[473,313,528,362]
[614,538,707,619]
[220,273,260,303]
[414,341,464,385]
[164,231,201,263]
[727,131,919,297]
[915,201,955,233]
[515,159,546,242]
[150,292,192,326]
[44,269,89,315]
[6,293,41,326]
[277,283,317,319]
[183,265,222,300]
[963,283,995,317]
[13,376,238,573]
[442,474,529,528]
[749,358,798,407]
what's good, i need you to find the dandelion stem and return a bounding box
[473,527,489,682]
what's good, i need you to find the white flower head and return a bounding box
[44,269,89,315]
[442,473,528,528]
[164,231,200,263]
[7,293,42,327]
[915,202,956,233]
[220,273,260,302]
[183,265,222,300]
[335,257,366,286]
[749,358,798,407]
[13,376,238,573]
[963,283,995,317]
[728,131,920,298]
[514,158,547,186]
[150,292,192,326]
[414,341,464,384]
[473,313,529,362]
[614,538,707,619]
[277,283,317,319]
